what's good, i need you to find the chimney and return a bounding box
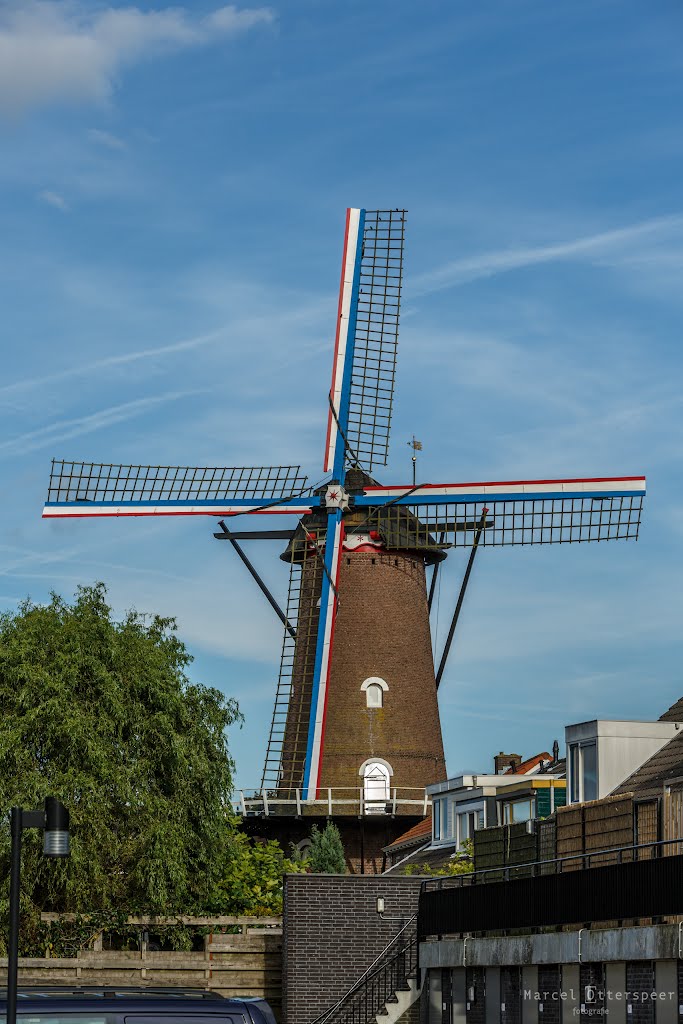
[552,739,560,763]
[494,752,522,774]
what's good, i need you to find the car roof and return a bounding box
[0,995,253,1014]
[2,988,225,1001]
[0,988,269,1023]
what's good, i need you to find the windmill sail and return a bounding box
[355,476,645,547]
[324,209,406,476]
[43,460,310,518]
[346,209,406,471]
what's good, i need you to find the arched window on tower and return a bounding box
[360,758,393,811]
[361,676,388,708]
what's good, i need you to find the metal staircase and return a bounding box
[310,915,420,1024]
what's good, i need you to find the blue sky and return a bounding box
[1,0,682,787]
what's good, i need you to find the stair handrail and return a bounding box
[309,912,417,1024]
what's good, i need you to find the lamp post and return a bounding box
[7,798,70,1024]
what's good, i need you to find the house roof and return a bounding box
[383,840,462,875]
[384,816,432,853]
[659,698,683,722]
[509,752,552,774]
[612,728,683,799]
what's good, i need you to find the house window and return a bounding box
[503,797,535,824]
[583,743,597,801]
[360,759,392,807]
[458,811,475,845]
[361,677,388,708]
[569,741,598,803]
[433,798,448,841]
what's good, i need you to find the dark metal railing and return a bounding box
[310,914,418,1024]
[422,836,682,892]
[419,838,683,939]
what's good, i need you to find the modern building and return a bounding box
[565,717,680,803]
[417,694,683,1024]
[383,748,566,873]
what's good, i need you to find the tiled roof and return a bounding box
[510,752,552,774]
[612,729,683,798]
[384,816,432,852]
[659,697,683,722]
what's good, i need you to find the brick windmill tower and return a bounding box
[42,208,646,872]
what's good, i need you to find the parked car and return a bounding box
[0,987,277,1024]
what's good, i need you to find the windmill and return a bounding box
[43,208,645,864]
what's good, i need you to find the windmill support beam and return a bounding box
[435,510,488,689]
[427,532,446,612]
[213,529,295,541]
[216,521,296,639]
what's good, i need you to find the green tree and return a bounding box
[0,583,241,924]
[214,822,306,916]
[306,823,347,873]
[402,838,474,876]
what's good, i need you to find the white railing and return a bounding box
[232,787,430,817]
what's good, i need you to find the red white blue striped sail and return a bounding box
[302,513,345,800]
[323,208,364,478]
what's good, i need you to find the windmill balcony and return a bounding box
[232,787,431,818]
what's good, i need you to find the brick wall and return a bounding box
[501,966,522,1024]
[537,965,561,1024]
[282,873,423,1024]
[580,963,606,1019]
[626,962,655,1024]
[466,966,486,1024]
[319,551,446,792]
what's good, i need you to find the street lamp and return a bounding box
[7,798,70,1024]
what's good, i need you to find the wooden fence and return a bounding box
[663,789,683,853]
[473,822,538,879]
[1,916,282,1019]
[556,793,634,869]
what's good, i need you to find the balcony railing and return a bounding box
[232,787,431,817]
[419,838,683,938]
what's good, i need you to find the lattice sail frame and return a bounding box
[47,460,309,504]
[346,209,405,471]
[354,478,645,546]
[380,495,642,547]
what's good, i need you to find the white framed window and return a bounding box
[433,798,441,841]
[361,677,388,708]
[569,741,598,803]
[502,797,535,824]
[456,808,483,847]
[360,758,392,807]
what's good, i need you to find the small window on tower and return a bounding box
[361,676,388,708]
[366,684,383,708]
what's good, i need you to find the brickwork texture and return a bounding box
[282,873,423,1024]
[320,551,446,793]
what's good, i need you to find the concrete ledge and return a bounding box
[420,925,682,969]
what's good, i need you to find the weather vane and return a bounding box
[407,435,422,486]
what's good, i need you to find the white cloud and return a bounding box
[0,327,228,403]
[37,188,68,210]
[411,213,683,294]
[0,2,275,116]
[0,390,202,458]
[88,127,126,150]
